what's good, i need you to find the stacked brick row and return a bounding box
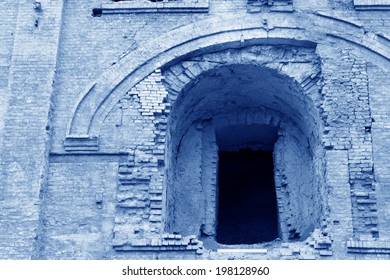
[113,70,169,246]
[112,70,203,253]
[347,239,390,254]
[348,60,377,238]
[116,234,203,254]
[367,63,390,239]
[321,51,377,239]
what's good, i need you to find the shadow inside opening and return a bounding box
[216,150,279,244]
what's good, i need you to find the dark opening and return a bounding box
[216,150,278,244]
[92,8,102,17]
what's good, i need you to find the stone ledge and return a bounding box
[113,234,204,254]
[347,239,390,254]
[63,136,99,152]
[93,0,209,16]
[353,0,390,10]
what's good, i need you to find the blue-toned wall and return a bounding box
[0,0,389,259]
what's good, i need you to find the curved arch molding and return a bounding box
[64,12,390,151]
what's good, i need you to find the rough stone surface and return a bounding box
[0,0,389,259]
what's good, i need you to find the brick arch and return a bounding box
[65,13,390,144]
[162,46,321,101]
[164,57,326,243]
[162,45,322,145]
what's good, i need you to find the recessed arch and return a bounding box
[165,57,325,246]
[65,13,390,141]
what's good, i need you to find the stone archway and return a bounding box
[163,46,325,248]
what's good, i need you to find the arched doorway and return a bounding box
[165,52,325,247]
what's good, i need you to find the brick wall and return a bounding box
[368,63,390,239]
[0,0,18,157]
[0,0,64,259]
[0,0,389,259]
[40,159,119,259]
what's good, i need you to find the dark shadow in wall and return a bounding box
[216,149,278,244]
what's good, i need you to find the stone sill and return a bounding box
[93,0,209,16]
[113,234,203,254]
[347,239,390,254]
[64,136,99,152]
[353,0,390,10]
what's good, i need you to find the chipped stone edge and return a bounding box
[113,234,204,255]
[347,239,390,254]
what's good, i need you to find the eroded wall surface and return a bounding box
[0,0,390,259]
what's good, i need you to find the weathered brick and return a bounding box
[1,0,389,261]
